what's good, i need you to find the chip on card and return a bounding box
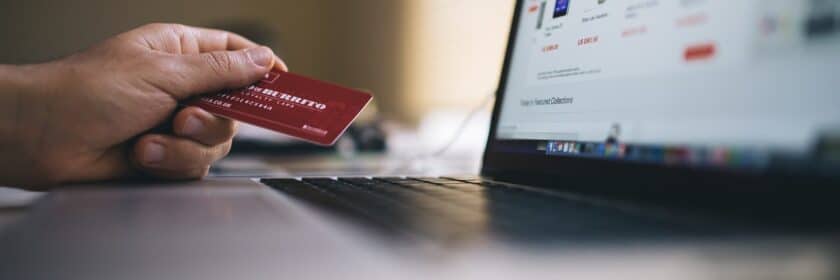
[186,71,373,146]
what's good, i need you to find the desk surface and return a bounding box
[212,152,482,177]
[2,154,839,279]
[0,153,480,230]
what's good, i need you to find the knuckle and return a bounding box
[191,167,211,179]
[221,120,238,138]
[175,168,206,180]
[168,23,188,33]
[204,142,231,163]
[200,146,217,164]
[200,167,211,177]
[220,141,233,157]
[203,52,234,76]
[231,121,239,133]
[141,22,170,32]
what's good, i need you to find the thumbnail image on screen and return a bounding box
[553,0,569,18]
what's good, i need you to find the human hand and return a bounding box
[0,23,286,189]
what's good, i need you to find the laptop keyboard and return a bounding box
[261,176,687,243]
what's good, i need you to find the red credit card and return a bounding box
[186,71,373,146]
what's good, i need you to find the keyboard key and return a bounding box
[261,178,400,235]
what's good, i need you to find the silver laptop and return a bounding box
[2,0,840,279]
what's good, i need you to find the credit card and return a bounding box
[186,71,373,146]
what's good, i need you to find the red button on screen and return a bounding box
[684,43,716,61]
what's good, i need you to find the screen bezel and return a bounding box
[480,0,839,193]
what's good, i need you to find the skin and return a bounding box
[0,23,288,190]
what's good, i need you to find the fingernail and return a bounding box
[246,47,274,67]
[182,115,204,136]
[143,142,165,165]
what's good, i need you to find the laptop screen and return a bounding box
[492,0,840,176]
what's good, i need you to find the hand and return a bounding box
[0,23,287,189]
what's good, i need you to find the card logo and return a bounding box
[277,93,328,111]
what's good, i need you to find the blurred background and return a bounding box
[0,0,516,175]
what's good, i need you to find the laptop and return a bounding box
[2,0,840,279]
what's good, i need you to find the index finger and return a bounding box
[152,24,289,72]
[191,26,288,71]
[189,26,259,52]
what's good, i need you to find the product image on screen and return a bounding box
[537,1,547,29]
[553,0,570,18]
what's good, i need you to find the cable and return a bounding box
[384,91,496,174]
[429,92,496,157]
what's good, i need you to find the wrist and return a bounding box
[0,63,59,188]
[0,64,28,149]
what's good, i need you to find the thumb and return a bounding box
[163,46,275,100]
